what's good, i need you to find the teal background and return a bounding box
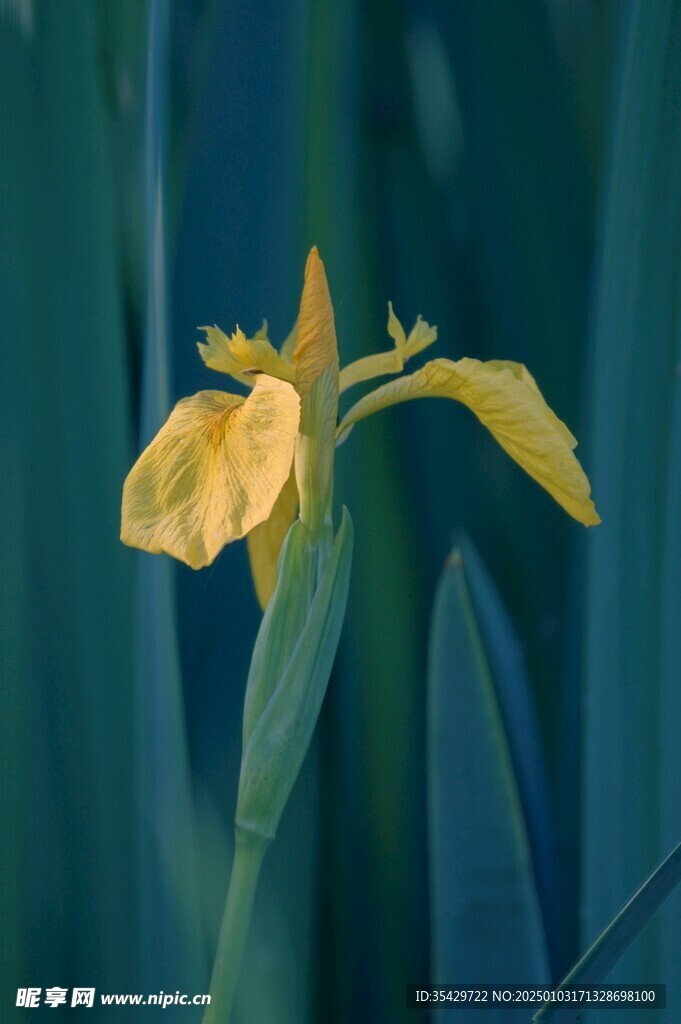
[2,0,679,1020]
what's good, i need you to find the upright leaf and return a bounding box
[133,0,204,999]
[428,548,549,1014]
[584,3,681,1019]
[0,2,137,1012]
[457,535,560,973]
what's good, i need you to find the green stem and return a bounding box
[203,829,269,1024]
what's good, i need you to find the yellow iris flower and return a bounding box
[121,247,599,606]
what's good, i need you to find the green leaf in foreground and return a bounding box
[428,547,549,1015]
[457,535,559,971]
[534,840,681,1023]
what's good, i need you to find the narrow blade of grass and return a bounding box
[534,841,681,1024]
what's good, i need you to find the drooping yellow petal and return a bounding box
[121,376,301,568]
[337,357,599,526]
[198,325,297,387]
[485,360,577,446]
[293,247,338,397]
[246,467,299,610]
[339,302,438,393]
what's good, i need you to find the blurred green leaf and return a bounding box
[584,2,681,1018]
[428,547,550,1012]
[430,17,592,968]
[325,4,433,1016]
[0,2,138,1014]
[133,0,204,1000]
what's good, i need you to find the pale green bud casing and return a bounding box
[236,508,353,841]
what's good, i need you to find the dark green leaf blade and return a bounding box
[584,1,681,1018]
[458,534,559,972]
[428,548,549,1016]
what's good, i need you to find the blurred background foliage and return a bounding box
[2,0,680,1021]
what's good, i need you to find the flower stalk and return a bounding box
[202,830,268,1024]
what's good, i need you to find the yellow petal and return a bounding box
[485,360,577,447]
[404,313,438,358]
[246,467,299,610]
[339,349,404,393]
[337,357,599,526]
[386,301,407,355]
[121,376,301,568]
[293,247,338,396]
[198,325,296,387]
[339,302,437,394]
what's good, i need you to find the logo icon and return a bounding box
[72,988,96,1007]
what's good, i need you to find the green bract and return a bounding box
[237,509,353,841]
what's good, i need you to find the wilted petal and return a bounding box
[339,302,437,394]
[293,247,338,396]
[337,357,599,526]
[404,313,438,358]
[388,302,438,358]
[198,325,296,387]
[247,467,299,610]
[121,376,301,568]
